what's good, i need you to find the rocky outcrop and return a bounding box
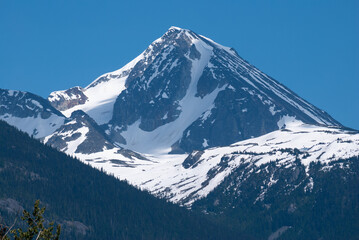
[45,110,114,154]
[48,86,88,111]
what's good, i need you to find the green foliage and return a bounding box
[0,200,60,240]
[1,221,9,239]
[10,200,60,240]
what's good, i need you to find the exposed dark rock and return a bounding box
[107,28,340,153]
[0,89,63,119]
[182,151,204,169]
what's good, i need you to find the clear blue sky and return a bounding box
[1,0,358,129]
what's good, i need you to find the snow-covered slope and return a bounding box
[49,27,340,154]
[0,89,65,138]
[61,120,359,205]
[48,73,127,125]
[47,35,155,125]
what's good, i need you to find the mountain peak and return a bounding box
[167,26,199,35]
[161,27,236,57]
[47,27,340,153]
[159,26,199,43]
[168,26,185,31]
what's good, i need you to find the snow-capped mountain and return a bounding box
[1,26,358,239]
[48,27,340,154]
[1,27,358,210]
[0,89,65,138]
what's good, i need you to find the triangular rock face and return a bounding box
[44,110,115,155]
[48,27,340,154]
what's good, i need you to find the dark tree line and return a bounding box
[0,120,246,240]
[192,155,359,239]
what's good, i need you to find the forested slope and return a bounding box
[0,120,246,240]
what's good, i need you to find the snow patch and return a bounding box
[202,139,209,148]
[304,177,314,192]
[162,112,168,120]
[31,100,43,109]
[269,105,280,115]
[162,92,169,99]
[277,115,301,129]
[64,127,89,155]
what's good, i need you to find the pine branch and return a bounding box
[1,218,17,240]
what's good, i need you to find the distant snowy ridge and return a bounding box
[2,87,358,206]
[0,89,65,138]
[60,121,359,205]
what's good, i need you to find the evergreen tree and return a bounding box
[1,200,60,240]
